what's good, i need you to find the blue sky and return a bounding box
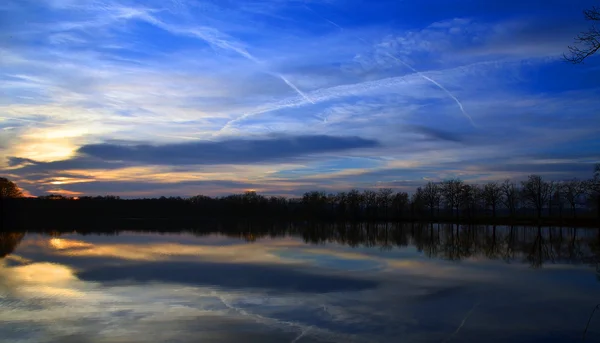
[1,0,599,197]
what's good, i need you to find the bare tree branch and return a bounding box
[565,6,600,64]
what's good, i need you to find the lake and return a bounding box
[1,224,600,342]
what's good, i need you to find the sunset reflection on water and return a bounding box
[1,226,600,342]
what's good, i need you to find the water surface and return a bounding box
[1,224,600,342]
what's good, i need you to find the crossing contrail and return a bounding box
[218,73,410,133]
[384,53,475,127]
[278,74,315,104]
[304,4,475,127]
[139,13,314,104]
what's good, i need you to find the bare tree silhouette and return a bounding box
[441,179,463,219]
[422,182,441,219]
[545,180,557,218]
[460,184,480,220]
[392,191,409,219]
[591,163,600,219]
[411,188,425,219]
[377,188,394,220]
[562,179,587,218]
[565,6,600,63]
[482,182,502,218]
[521,175,552,219]
[501,179,520,219]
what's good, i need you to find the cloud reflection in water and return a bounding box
[1,229,600,342]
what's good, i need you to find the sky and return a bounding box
[1,0,600,198]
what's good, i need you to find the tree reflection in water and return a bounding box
[2,224,600,269]
[0,233,24,259]
[294,223,599,268]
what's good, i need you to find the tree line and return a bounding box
[299,169,600,223]
[1,165,599,228]
[2,224,599,269]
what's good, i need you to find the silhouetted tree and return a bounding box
[335,192,347,218]
[411,188,426,219]
[347,189,363,220]
[561,179,586,218]
[0,178,23,198]
[565,5,600,63]
[190,194,212,205]
[302,191,327,220]
[422,182,441,218]
[590,163,600,219]
[546,180,558,218]
[377,188,394,220]
[551,183,566,220]
[501,179,519,219]
[482,182,502,218]
[392,191,409,219]
[441,179,463,219]
[326,193,337,218]
[38,194,68,200]
[0,179,24,231]
[460,184,480,219]
[363,190,378,220]
[521,175,552,219]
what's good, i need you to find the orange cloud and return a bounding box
[19,187,35,198]
[47,177,94,185]
[47,238,305,265]
[46,189,83,196]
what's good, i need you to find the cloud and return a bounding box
[477,161,597,176]
[409,125,463,143]
[218,73,425,131]
[41,179,261,195]
[4,135,381,194]
[119,7,317,104]
[6,156,128,173]
[77,135,380,166]
[465,17,587,59]
[379,15,586,64]
[77,260,379,293]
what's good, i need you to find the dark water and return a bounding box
[1,224,600,342]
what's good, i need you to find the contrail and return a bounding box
[304,4,475,127]
[193,35,315,104]
[277,74,315,104]
[304,5,343,30]
[384,53,476,127]
[442,301,480,343]
[218,73,410,133]
[139,13,313,103]
[221,5,475,132]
